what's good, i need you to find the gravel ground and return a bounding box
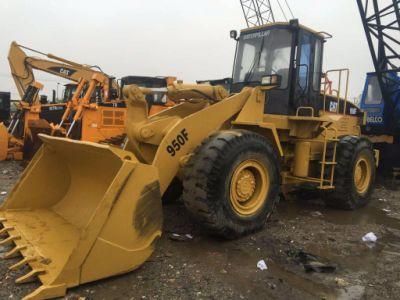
[0,160,399,300]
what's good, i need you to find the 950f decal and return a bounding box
[166,129,189,157]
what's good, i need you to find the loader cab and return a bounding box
[231,20,325,116]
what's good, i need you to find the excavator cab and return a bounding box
[231,19,325,116]
[62,84,78,103]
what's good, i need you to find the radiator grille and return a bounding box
[102,110,125,126]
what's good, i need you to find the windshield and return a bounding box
[365,75,382,105]
[233,28,292,88]
[63,85,77,102]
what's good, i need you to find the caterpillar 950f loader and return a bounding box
[0,20,377,299]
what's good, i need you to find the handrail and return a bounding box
[322,69,350,115]
[296,106,315,117]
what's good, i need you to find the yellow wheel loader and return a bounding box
[0,20,377,299]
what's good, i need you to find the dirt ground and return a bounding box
[0,160,400,300]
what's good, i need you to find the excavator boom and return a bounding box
[8,41,119,101]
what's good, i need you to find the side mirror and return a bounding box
[230,30,238,41]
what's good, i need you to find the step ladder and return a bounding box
[318,126,339,190]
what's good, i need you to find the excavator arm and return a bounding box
[8,41,119,101]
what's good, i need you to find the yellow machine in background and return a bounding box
[0,81,67,161]
[1,42,178,160]
[0,42,121,160]
[0,21,377,299]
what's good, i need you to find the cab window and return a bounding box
[365,76,383,105]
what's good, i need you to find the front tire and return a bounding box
[325,136,376,210]
[182,130,280,239]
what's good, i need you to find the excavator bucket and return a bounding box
[0,134,162,300]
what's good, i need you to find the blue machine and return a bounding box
[360,72,400,135]
[358,0,400,137]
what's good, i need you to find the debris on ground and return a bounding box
[168,233,194,242]
[310,211,323,217]
[65,294,86,300]
[288,250,336,273]
[257,259,268,271]
[362,232,378,243]
[335,277,349,287]
[304,261,336,273]
[0,191,6,196]
[268,283,277,289]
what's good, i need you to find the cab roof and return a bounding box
[240,21,326,40]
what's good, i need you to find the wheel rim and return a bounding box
[230,159,269,216]
[354,154,371,195]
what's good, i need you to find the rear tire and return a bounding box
[182,130,280,239]
[324,136,376,210]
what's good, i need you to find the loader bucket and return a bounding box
[0,135,162,299]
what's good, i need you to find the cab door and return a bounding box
[292,30,323,115]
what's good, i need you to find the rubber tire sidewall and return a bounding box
[326,136,376,210]
[183,130,280,239]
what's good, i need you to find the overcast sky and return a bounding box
[0,0,372,101]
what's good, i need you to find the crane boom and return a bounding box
[239,0,294,28]
[357,0,400,134]
[240,0,275,27]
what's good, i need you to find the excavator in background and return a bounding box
[1,42,177,160]
[0,20,377,299]
[50,75,177,145]
[50,75,126,143]
[1,42,121,160]
[0,81,65,160]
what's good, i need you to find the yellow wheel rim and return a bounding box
[230,159,269,216]
[354,154,371,195]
